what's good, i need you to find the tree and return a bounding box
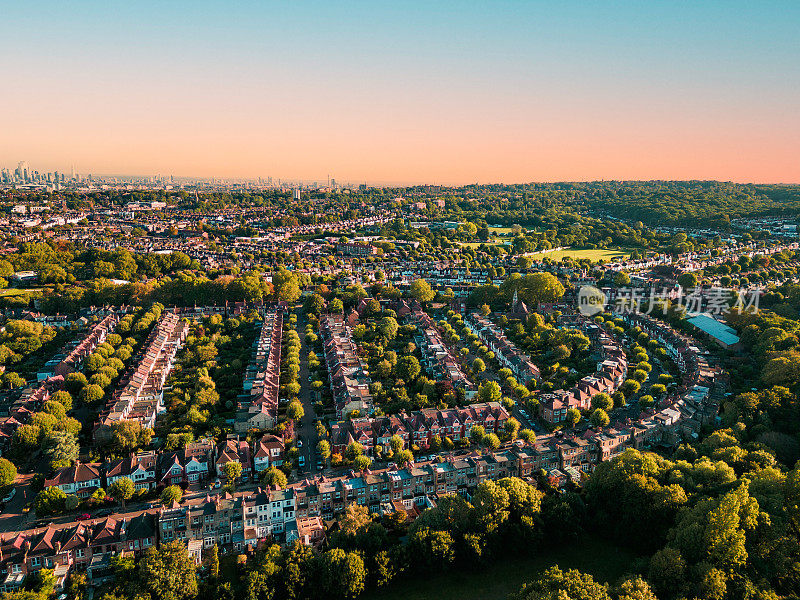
[396,355,421,382]
[42,400,67,421]
[379,316,399,340]
[613,271,632,287]
[42,431,79,468]
[208,544,220,580]
[273,268,302,303]
[79,383,105,405]
[616,577,657,600]
[223,461,243,487]
[286,401,304,421]
[0,457,17,487]
[108,477,135,508]
[520,273,565,305]
[12,423,41,456]
[639,394,655,409]
[317,440,331,462]
[410,278,435,303]
[480,304,491,317]
[622,379,641,396]
[345,442,365,461]
[303,293,325,316]
[590,408,610,428]
[389,434,404,454]
[519,429,536,444]
[591,393,613,412]
[139,541,198,600]
[472,358,486,375]
[49,390,74,411]
[354,455,372,470]
[512,566,610,600]
[397,449,414,464]
[320,548,366,600]
[585,449,687,549]
[566,408,582,426]
[261,466,287,489]
[109,420,152,454]
[64,372,88,396]
[677,272,698,290]
[484,433,501,450]
[36,486,67,515]
[470,425,486,445]
[409,528,455,570]
[161,485,183,505]
[329,298,344,313]
[340,503,373,536]
[478,380,502,403]
[30,411,57,434]
[647,547,687,599]
[504,418,520,440]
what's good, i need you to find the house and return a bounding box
[43,463,103,498]
[104,452,158,491]
[253,434,285,472]
[216,437,253,482]
[158,439,215,487]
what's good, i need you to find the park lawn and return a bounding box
[0,287,41,297]
[528,247,632,262]
[364,536,640,600]
[461,239,510,249]
[488,226,517,235]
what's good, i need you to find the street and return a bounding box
[295,315,321,475]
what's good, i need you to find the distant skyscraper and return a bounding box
[293,188,301,201]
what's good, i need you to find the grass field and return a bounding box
[0,288,40,297]
[461,240,510,249]
[487,226,517,235]
[527,247,631,262]
[363,536,639,600]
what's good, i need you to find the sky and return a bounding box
[1,1,798,185]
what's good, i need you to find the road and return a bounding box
[0,473,36,532]
[295,314,321,475]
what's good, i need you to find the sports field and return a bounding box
[528,247,631,261]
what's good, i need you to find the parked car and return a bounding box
[77,513,91,521]
[2,488,16,503]
[296,439,303,448]
[95,508,113,517]
[298,456,306,467]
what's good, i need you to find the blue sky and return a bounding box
[1,1,798,183]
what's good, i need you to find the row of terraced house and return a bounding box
[0,429,667,596]
[42,435,288,499]
[235,308,283,433]
[329,401,512,457]
[0,314,121,455]
[3,334,723,597]
[467,313,541,384]
[410,307,476,398]
[320,315,374,419]
[537,317,629,424]
[95,311,188,440]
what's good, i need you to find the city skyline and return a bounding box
[2,1,799,184]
